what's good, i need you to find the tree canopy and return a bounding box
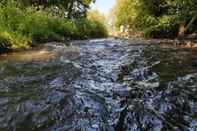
[1,0,95,18]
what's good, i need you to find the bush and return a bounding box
[73,18,108,39]
[0,30,30,52]
[90,20,108,38]
[0,1,108,52]
[0,32,12,53]
[112,0,196,38]
[144,16,180,38]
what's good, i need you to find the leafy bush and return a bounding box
[112,0,197,38]
[135,15,158,31]
[0,30,30,52]
[0,1,108,52]
[87,10,108,38]
[0,32,12,53]
[73,18,108,39]
[144,16,180,38]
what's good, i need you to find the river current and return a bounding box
[0,38,196,131]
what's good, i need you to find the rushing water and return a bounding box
[0,39,197,131]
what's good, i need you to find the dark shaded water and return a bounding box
[0,39,197,131]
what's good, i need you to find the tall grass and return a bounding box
[0,1,108,52]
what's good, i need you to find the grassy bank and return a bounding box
[0,1,108,53]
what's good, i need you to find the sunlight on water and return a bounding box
[0,39,196,131]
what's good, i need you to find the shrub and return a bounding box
[0,31,12,52]
[0,30,30,52]
[112,0,196,38]
[71,18,108,39]
[144,16,180,38]
[87,10,108,38]
[0,1,108,52]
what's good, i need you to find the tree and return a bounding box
[17,0,95,18]
[112,0,197,38]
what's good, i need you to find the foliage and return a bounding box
[73,18,108,39]
[112,0,197,38]
[16,0,95,18]
[87,10,106,24]
[0,0,108,52]
[87,10,108,37]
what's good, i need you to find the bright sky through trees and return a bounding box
[91,0,116,14]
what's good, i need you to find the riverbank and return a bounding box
[0,1,108,54]
[113,35,197,48]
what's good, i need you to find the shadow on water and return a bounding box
[0,39,196,131]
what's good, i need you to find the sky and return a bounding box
[91,0,116,15]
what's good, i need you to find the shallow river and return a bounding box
[0,38,197,131]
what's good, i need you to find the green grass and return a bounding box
[0,1,108,52]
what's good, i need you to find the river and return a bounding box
[0,38,197,131]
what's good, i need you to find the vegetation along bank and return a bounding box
[0,0,108,53]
